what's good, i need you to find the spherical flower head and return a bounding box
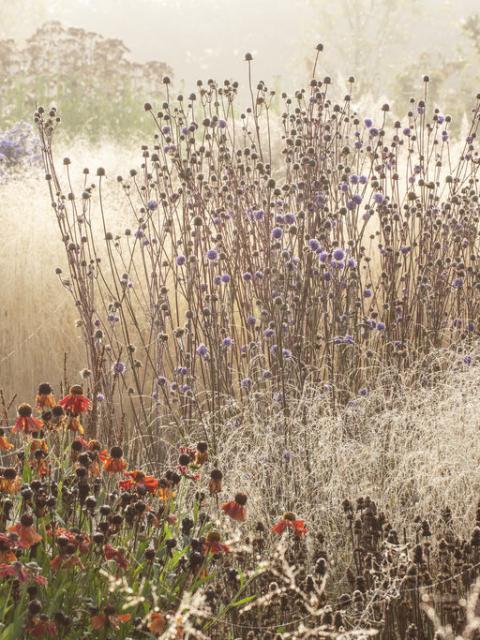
[339,181,348,192]
[332,248,345,261]
[272,227,283,240]
[246,315,256,326]
[464,355,472,365]
[96,392,105,402]
[112,361,127,375]
[240,378,252,391]
[147,199,158,211]
[452,277,464,289]
[282,348,292,360]
[376,322,385,331]
[243,272,252,281]
[437,114,445,124]
[222,337,234,348]
[347,257,357,268]
[358,388,369,397]
[350,174,359,185]
[318,250,328,263]
[264,328,274,338]
[196,343,209,358]
[254,209,265,220]
[218,119,227,129]
[364,118,373,128]
[207,248,219,261]
[359,175,368,185]
[374,193,384,204]
[352,194,362,205]
[285,213,296,224]
[363,288,373,298]
[176,255,186,266]
[308,238,320,252]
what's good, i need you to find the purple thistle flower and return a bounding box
[221,273,231,283]
[222,337,234,347]
[332,248,345,261]
[246,315,256,326]
[352,194,362,205]
[196,343,209,358]
[254,209,265,220]
[207,248,219,261]
[272,227,283,239]
[285,213,296,224]
[308,238,320,251]
[112,361,127,375]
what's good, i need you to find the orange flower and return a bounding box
[120,470,158,493]
[271,512,307,537]
[208,468,223,495]
[103,446,127,473]
[0,468,21,494]
[148,611,167,635]
[13,404,43,434]
[203,530,230,555]
[66,415,84,435]
[59,385,91,415]
[36,383,56,411]
[8,514,42,549]
[26,616,57,638]
[158,479,176,503]
[0,534,16,563]
[194,441,208,465]
[103,544,129,570]
[221,493,247,522]
[0,429,13,451]
[91,610,131,631]
[50,554,84,572]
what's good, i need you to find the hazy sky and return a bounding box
[3,0,480,103]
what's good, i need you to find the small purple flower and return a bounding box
[112,361,127,375]
[363,288,373,298]
[285,213,296,224]
[264,328,274,338]
[196,343,209,358]
[147,199,158,211]
[282,348,292,359]
[452,278,464,289]
[222,337,234,348]
[339,181,349,192]
[309,238,320,252]
[221,273,231,283]
[254,209,265,220]
[96,393,105,402]
[358,388,369,397]
[376,322,385,331]
[332,248,345,261]
[243,272,252,281]
[374,193,384,204]
[364,118,373,128]
[272,227,283,240]
[176,255,186,266]
[207,248,219,261]
[359,175,368,185]
[347,257,357,268]
[318,250,328,263]
[350,175,359,185]
[246,315,256,327]
[464,355,472,365]
[352,194,362,205]
[157,376,168,386]
[218,119,227,129]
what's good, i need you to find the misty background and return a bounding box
[2,0,480,128]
